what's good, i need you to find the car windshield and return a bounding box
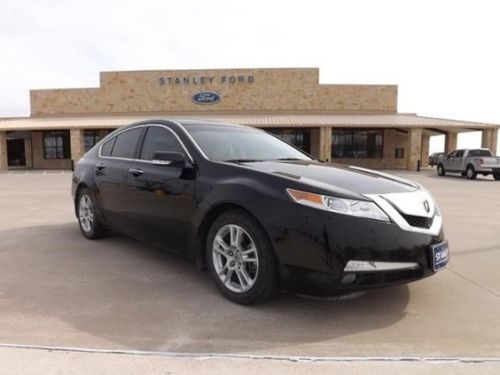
[184,124,313,162]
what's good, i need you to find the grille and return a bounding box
[401,214,434,229]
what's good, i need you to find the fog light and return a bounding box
[341,274,357,285]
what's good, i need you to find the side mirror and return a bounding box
[152,151,186,166]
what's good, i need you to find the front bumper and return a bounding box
[270,204,446,296]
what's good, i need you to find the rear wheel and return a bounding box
[466,165,477,180]
[437,164,446,176]
[77,188,109,239]
[206,210,278,305]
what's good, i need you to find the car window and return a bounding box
[469,149,492,157]
[455,150,464,157]
[448,151,456,158]
[139,126,184,161]
[100,138,116,157]
[110,128,143,159]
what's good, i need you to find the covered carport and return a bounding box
[0,113,498,171]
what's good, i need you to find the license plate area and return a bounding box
[431,241,449,271]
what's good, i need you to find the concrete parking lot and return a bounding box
[0,169,499,374]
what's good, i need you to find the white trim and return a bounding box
[364,190,443,236]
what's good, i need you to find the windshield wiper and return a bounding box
[223,159,265,163]
[276,158,303,161]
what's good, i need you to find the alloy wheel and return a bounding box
[79,194,94,233]
[212,224,259,293]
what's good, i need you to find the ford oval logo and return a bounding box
[192,91,221,105]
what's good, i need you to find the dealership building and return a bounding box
[0,67,498,171]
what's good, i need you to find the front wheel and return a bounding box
[77,188,109,239]
[437,164,446,176]
[494,174,500,180]
[206,210,278,305]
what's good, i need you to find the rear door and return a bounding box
[94,127,145,230]
[124,125,197,252]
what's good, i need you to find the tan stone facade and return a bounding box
[31,68,397,116]
[0,67,498,171]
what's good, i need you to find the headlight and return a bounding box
[286,188,389,222]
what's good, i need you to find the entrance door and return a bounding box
[7,139,26,167]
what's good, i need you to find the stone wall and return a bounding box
[30,68,397,116]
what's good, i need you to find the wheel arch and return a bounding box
[74,182,89,216]
[195,202,280,277]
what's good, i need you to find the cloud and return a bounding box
[1,0,500,133]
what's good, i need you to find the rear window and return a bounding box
[100,138,115,157]
[468,149,492,157]
[110,128,143,159]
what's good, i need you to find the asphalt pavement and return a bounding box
[0,169,499,373]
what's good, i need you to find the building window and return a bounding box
[263,128,311,153]
[395,148,405,159]
[43,131,70,159]
[332,129,383,158]
[84,131,100,152]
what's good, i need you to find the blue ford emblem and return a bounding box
[192,91,221,105]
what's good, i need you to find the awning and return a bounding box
[0,113,498,132]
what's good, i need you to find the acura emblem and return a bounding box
[423,200,430,213]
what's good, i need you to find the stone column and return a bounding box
[420,134,430,167]
[445,131,457,154]
[481,128,498,156]
[319,126,332,162]
[24,134,33,169]
[70,129,85,164]
[310,127,332,162]
[406,128,422,171]
[0,131,8,171]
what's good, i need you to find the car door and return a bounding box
[124,125,197,252]
[445,151,457,171]
[453,150,465,171]
[94,127,144,230]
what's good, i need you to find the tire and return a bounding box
[437,164,446,176]
[466,165,477,180]
[76,188,109,239]
[206,210,278,305]
[494,174,500,181]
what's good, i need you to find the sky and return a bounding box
[1,0,499,155]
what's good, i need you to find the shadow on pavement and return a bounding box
[0,222,410,354]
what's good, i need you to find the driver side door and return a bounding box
[124,125,197,252]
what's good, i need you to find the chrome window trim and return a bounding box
[364,190,443,236]
[170,120,210,160]
[98,123,195,164]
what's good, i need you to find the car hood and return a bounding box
[239,160,419,195]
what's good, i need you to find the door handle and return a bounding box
[128,168,144,177]
[96,163,106,171]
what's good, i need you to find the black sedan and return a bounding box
[72,120,449,304]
